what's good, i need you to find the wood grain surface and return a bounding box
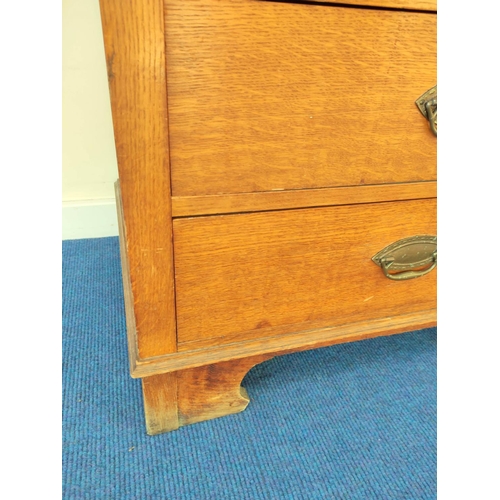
[115,182,139,373]
[132,309,436,377]
[100,0,177,357]
[172,181,436,216]
[101,0,437,435]
[141,354,272,434]
[142,373,179,434]
[177,354,273,426]
[165,0,436,196]
[173,199,436,347]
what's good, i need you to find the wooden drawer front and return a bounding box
[166,0,436,197]
[173,199,436,350]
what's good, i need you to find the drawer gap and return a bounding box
[257,0,436,14]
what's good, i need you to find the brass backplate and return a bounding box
[415,85,437,118]
[372,235,437,271]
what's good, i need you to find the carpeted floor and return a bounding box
[62,236,436,499]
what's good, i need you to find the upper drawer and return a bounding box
[166,0,436,197]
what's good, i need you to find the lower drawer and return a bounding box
[173,199,436,350]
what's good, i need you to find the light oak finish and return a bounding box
[131,309,435,378]
[176,355,273,427]
[173,199,436,346]
[100,0,437,434]
[166,0,436,196]
[142,373,179,434]
[99,0,177,358]
[142,355,272,435]
[172,181,436,217]
[115,182,139,373]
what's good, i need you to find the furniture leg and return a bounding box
[141,354,272,435]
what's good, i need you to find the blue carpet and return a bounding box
[63,237,436,499]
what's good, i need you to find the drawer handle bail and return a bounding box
[415,85,437,136]
[372,235,437,281]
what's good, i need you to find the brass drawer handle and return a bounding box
[372,235,437,281]
[380,250,437,281]
[416,85,437,136]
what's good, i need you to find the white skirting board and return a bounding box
[62,199,119,240]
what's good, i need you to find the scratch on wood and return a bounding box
[106,50,115,81]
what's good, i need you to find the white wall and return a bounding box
[62,0,119,239]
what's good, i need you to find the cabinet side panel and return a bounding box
[99,0,177,357]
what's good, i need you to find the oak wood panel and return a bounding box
[142,373,179,435]
[132,309,435,377]
[173,199,436,346]
[141,355,272,434]
[100,0,177,357]
[115,182,139,373]
[172,181,436,217]
[165,0,436,196]
[177,355,273,427]
[266,0,436,12]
